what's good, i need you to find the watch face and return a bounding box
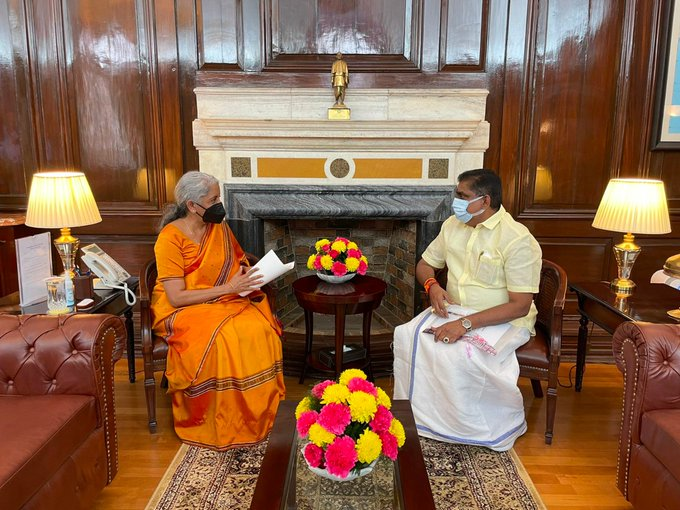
[461,318,472,330]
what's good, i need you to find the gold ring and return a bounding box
[443,337,450,344]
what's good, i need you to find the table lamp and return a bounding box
[592,178,671,295]
[25,171,102,276]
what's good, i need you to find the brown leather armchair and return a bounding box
[0,313,126,510]
[421,259,567,444]
[613,321,680,509]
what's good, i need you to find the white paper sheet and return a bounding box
[239,249,295,296]
[651,269,680,290]
[15,232,53,306]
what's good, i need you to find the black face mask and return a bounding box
[195,202,226,224]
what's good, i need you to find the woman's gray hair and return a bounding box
[159,171,219,229]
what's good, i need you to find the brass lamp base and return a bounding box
[610,232,641,297]
[667,308,680,320]
[53,226,79,275]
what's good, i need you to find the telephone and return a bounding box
[81,243,136,306]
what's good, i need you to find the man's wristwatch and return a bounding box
[461,318,473,332]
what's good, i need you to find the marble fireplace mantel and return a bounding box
[193,87,489,185]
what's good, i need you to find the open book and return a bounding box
[239,250,295,297]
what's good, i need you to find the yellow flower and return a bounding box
[295,396,313,419]
[360,255,368,264]
[307,254,317,270]
[347,391,378,423]
[331,240,348,253]
[315,239,331,251]
[321,383,351,404]
[376,387,391,409]
[347,241,358,250]
[356,429,382,464]
[321,255,334,270]
[345,257,360,272]
[308,423,335,446]
[339,369,367,386]
[389,418,406,447]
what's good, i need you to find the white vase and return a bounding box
[316,272,356,284]
[305,458,377,482]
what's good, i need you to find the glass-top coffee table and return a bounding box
[250,400,435,509]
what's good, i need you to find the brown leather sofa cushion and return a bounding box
[640,409,680,484]
[515,330,550,369]
[0,394,97,509]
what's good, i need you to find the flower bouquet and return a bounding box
[306,237,368,283]
[295,369,405,481]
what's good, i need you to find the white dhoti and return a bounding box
[393,304,530,451]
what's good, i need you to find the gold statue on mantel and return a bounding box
[329,52,350,120]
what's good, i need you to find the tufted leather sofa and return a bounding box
[0,313,126,510]
[613,321,680,510]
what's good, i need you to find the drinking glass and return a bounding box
[45,276,68,314]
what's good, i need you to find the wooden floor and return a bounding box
[94,360,632,510]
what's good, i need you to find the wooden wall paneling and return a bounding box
[522,0,625,215]
[197,0,239,68]
[177,0,200,174]
[537,238,611,284]
[26,0,75,169]
[496,0,530,215]
[439,0,488,71]
[0,0,35,208]
[62,0,152,206]
[481,0,509,173]
[151,0,183,208]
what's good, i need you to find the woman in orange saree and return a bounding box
[151,172,285,450]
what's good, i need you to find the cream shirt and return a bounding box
[421,205,542,333]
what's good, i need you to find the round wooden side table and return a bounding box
[292,274,387,383]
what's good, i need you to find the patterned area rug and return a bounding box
[145,438,545,510]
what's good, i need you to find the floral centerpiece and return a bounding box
[295,369,405,480]
[306,237,368,283]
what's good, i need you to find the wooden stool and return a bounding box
[292,275,386,382]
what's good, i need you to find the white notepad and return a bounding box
[239,250,295,297]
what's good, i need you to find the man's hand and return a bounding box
[429,284,454,317]
[430,320,466,344]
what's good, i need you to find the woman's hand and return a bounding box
[225,266,264,295]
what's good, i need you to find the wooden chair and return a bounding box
[422,259,567,444]
[139,254,276,433]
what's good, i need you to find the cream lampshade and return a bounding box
[592,178,671,294]
[25,171,102,275]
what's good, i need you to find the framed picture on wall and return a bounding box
[653,0,680,149]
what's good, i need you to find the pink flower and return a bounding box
[347,248,361,258]
[317,403,352,435]
[370,405,393,432]
[357,260,368,275]
[321,244,331,253]
[332,262,348,276]
[304,443,324,468]
[313,255,323,270]
[347,378,377,396]
[329,249,340,259]
[336,236,350,244]
[378,431,399,460]
[311,380,334,399]
[324,436,358,478]
[296,410,319,437]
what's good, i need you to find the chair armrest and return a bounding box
[0,313,125,482]
[612,321,680,496]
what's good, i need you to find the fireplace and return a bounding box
[224,184,454,331]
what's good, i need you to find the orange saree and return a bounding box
[151,222,285,450]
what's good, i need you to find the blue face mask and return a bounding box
[452,195,485,224]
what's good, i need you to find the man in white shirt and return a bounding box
[393,168,542,451]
